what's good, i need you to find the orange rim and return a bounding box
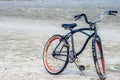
[101,56,105,74]
[96,41,105,75]
[44,36,60,73]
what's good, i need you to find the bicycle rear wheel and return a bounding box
[43,35,69,75]
[92,36,106,80]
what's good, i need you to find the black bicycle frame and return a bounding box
[64,25,97,57]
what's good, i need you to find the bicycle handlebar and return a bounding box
[74,14,91,24]
[74,10,118,24]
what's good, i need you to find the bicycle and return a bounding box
[43,10,118,80]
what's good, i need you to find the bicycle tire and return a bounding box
[92,36,106,80]
[43,35,69,75]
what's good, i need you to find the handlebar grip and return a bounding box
[109,10,118,16]
[74,15,77,18]
[111,11,118,13]
[74,15,81,21]
[74,15,80,18]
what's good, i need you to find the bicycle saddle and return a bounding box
[62,23,77,30]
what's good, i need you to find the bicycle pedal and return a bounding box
[79,65,85,71]
[85,64,90,68]
[63,44,69,47]
[75,59,80,62]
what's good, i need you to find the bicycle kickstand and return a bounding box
[74,58,85,75]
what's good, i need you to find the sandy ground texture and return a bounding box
[0,0,120,80]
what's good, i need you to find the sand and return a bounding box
[0,0,120,80]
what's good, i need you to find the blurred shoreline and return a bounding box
[0,0,120,20]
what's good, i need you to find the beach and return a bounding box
[0,0,120,80]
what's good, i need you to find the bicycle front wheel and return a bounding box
[92,36,106,80]
[43,35,69,75]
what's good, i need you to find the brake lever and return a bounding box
[75,18,80,21]
[111,14,116,16]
